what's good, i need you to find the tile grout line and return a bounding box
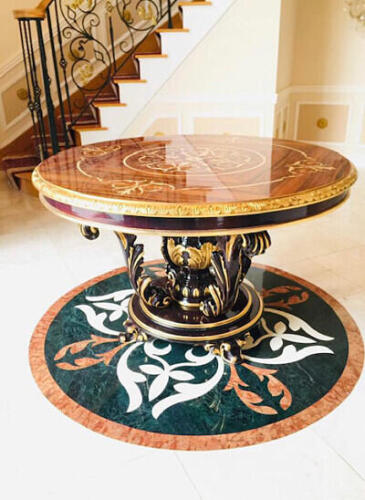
[175,453,204,500]
[314,430,365,483]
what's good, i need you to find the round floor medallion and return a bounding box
[30,262,363,450]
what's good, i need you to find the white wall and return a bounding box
[276,0,298,92]
[275,0,365,164]
[124,0,282,138]
[292,0,365,87]
[0,0,36,67]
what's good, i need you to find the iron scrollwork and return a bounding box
[59,0,177,123]
[60,0,114,111]
[17,0,177,160]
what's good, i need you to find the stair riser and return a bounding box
[180,3,229,30]
[16,176,38,197]
[77,0,235,143]
[116,84,150,104]
[77,129,117,145]
[100,51,190,129]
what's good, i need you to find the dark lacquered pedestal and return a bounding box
[33,135,357,362]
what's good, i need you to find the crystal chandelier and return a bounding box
[345,0,365,28]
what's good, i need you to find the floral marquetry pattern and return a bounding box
[33,135,357,219]
[110,179,175,196]
[287,158,335,175]
[122,145,264,175]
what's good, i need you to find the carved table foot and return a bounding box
[81,225,271,364]
[122,318,150,343]
[203,323,262,364]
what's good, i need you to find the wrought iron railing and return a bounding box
[14,0,179,160]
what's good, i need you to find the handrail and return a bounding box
[14,1,53,20]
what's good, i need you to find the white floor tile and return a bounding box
[176,430,365,500]
[304,268,362,301]
[313,375,365,481]
[341,290,365,335]
[1,399,197,500]
[315,246,365,290]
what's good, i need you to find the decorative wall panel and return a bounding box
[194,116,261,136]
[297,103,349,143]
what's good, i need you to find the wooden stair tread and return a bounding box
[63,117,95,125]
[156,28,189,33]
[1,154,39,167]
[8,169,37,196]
[135,54,168,59]
[14,171,33,180]
[73,125,108,132]
[113,78,147,84]
[93,102,127,108]
[178,1,212,5]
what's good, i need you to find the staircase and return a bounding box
[3,0,235,193]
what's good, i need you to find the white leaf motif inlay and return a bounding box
[75,288,134,336]
[75,291,336,418]
[75,306,120,336]
[116,341,224,419]
[117,342,147,412]
[245,344,334,365]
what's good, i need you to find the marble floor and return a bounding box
[1,168,365,500]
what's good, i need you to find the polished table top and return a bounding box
[33,135,357,235]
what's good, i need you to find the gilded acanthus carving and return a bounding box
[201,232,271,318]
[241,231,271,274]
[204,336,249,364]
[166,237,216,270]
[162,237,217,309]
[80,225,100,240]
[115,232,171,309]
[201,235,245,318]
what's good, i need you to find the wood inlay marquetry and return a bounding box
[33,135,356,231]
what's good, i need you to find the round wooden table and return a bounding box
[32,135,357,363]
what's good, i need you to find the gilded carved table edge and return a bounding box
[32,165,357,219]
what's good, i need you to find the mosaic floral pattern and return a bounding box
[42,265,349,437]
[53,285,335,419]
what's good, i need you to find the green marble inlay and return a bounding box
[44,266,348,436]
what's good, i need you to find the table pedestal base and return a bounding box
[82,227,271,363]
[125,282,263,363]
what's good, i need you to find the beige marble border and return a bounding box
[29,262,364,451]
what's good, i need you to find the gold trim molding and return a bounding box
[129,288,264,342]
[139,287,253,331]
[32,166,357,219]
